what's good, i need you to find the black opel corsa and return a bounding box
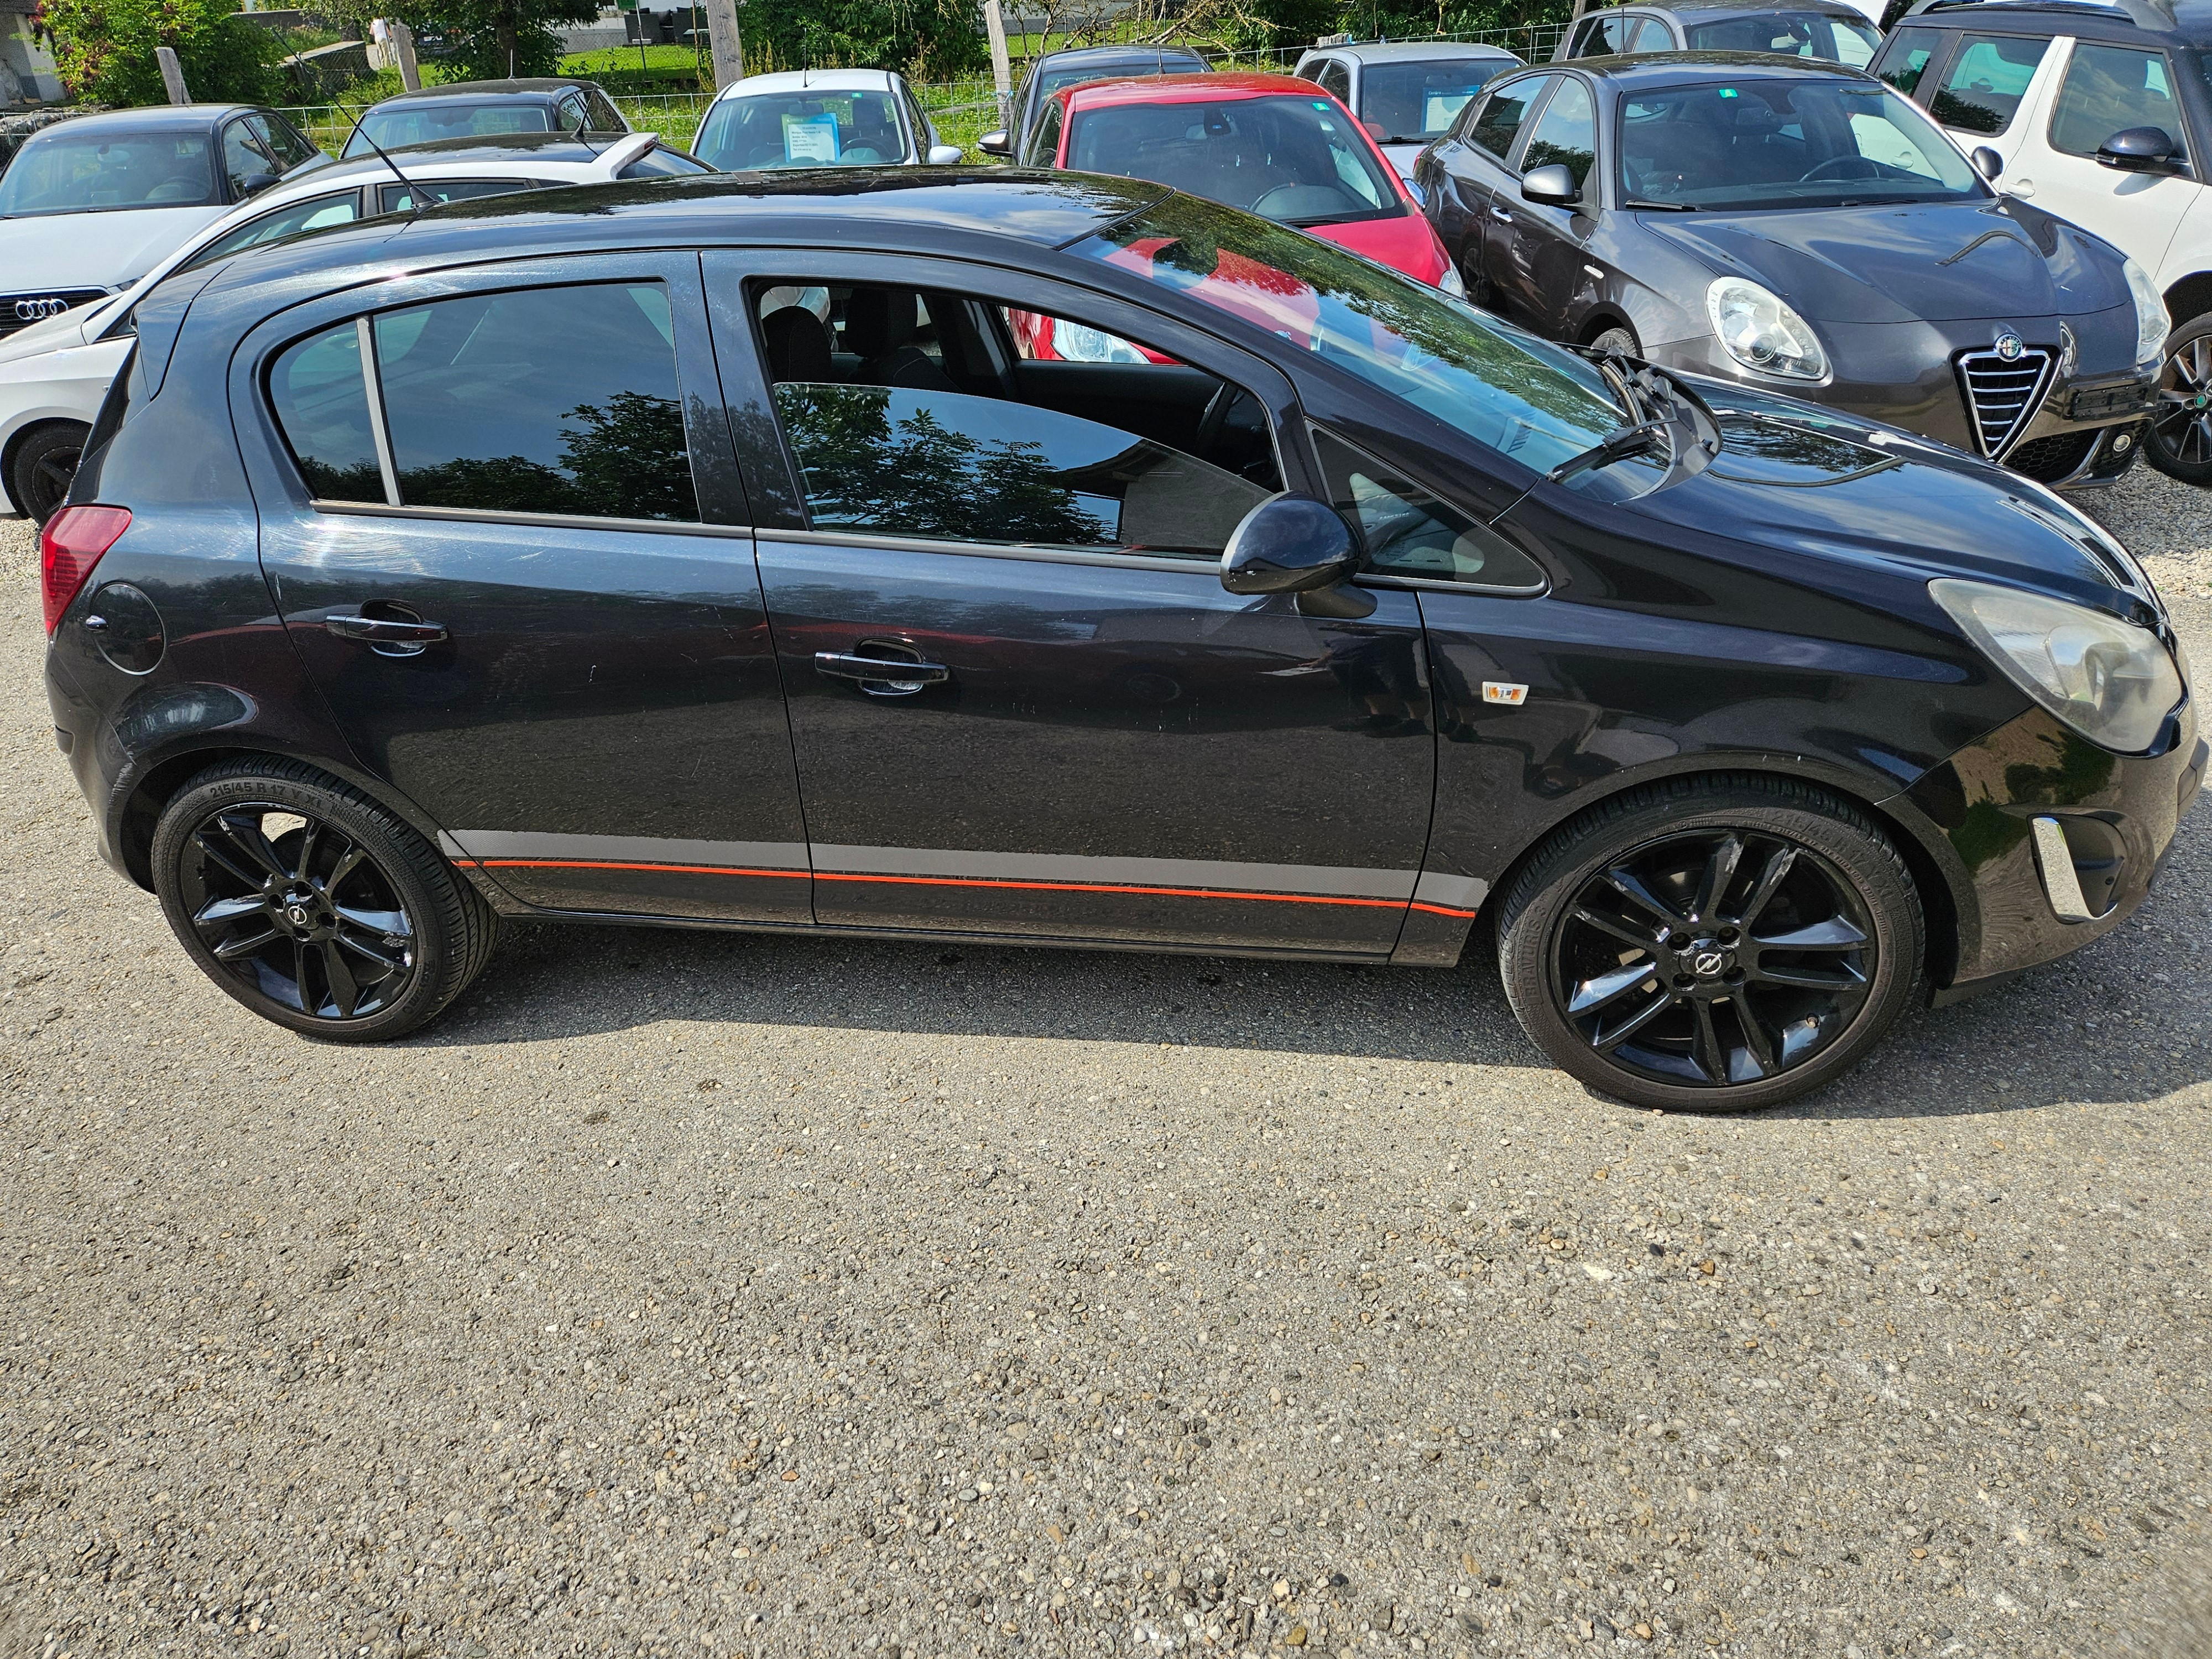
[39,171,2205,1111]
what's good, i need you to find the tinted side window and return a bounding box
[249,112,321,171]
[1626,18,1672,51]
[1521,77,1595,186]
[1588,13,1642,54]
[1318,61,1353,102]
[586,89,627,131]
[1933,34,2049,133]
[556,93,588,132]
[2051,43,2183,156]
[269,322,384,502]
[373,283,697,521]
[1313,430,1542,590]
[220,118,276,195]
[181,190,361,273]
[1470,76,1549,159]
[1875,26,1945,97]
[378,176,534,214]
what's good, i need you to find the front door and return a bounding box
[708,252,1436,955]
[240,253,812,923]
[1493,74,1598,336]
[2010,37,2198,272]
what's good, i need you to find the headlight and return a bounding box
[1705,276,1828,381]
[2122,256,2169,367]
[1437,262,1467,299]
[1048,320,1148,363]
[1931,578,2183,753]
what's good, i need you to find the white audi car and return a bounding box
[0,129,707,521]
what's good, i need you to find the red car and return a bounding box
[1027,72,1459,291]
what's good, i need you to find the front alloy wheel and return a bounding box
[2147,310,2212,486]
[1499,778,1923,1111]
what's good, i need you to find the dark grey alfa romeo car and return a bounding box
[1418,53,2167,484]
[39,172,2203,1112]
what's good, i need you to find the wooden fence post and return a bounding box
[702,0,745,91]
[155,46,191,105]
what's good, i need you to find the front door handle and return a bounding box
[814,649,950,694]
[1490,204,1514,221]
[325,609,447,658]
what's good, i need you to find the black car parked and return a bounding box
[1554,0,1884,63]
[978,44,1209,160]
[41,173,2201,1110]
[341,78,630,158]
[1417,54,2166,484]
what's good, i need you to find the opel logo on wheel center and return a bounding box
[286,903,310,927]
[1694,950,1726,977]
[1994,331,2025,361]
[13,297,71,321]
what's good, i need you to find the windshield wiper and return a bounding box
[1623,198,1697,210]
[1550,420,1672,482]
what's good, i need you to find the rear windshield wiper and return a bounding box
[1623,198,1697,210]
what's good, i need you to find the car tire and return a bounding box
[2148,311,2212,486]
[151,757,498,1041]
[9,421,88,525]
[1496,775,1924,1112]
[1587,323,1640,358]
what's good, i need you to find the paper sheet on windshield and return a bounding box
[783,114,842,164]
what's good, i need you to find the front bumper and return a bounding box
[1649,323,2157,488]
[1903,694,2203,995]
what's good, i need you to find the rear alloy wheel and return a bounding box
[2147,310,2212,486]
[1498,778,1923,1111]
[152,759,496,1040]
[9,421,87,525]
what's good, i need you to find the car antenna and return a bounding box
[356,129,427,216]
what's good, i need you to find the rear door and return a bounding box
[708,249,1436,954]
[236,251,812,922]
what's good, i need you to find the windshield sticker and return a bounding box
[783,113,842,164]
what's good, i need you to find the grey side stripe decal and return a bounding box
[1413,872,1488,912]
[809,844,1419,900]
[441,832,810,872]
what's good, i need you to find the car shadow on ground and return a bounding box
[398,808,2212,1122]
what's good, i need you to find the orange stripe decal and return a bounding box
[1410,901,1481,919]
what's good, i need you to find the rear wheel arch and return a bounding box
[1475,763,1965,989]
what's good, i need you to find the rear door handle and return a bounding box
[324,611,447,657]
[814,650,950,693]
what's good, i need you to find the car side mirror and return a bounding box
[926,143,965,166]
[1970,145,2002,181]
[978,130,1013,158]
[239,171,281,197]
[1521,162,1579,206]
[2098,125,2179,171]
[1220,494,1374,618]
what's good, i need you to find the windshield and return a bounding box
[1682,12,1881,64]
[1070,194,1632,480]
[1359,60,1512,141]
[1619,79,1982,210]
[1067,95,1402,226]
[694,91,909,169]
[0,129,218,216]
[344,102,552,156]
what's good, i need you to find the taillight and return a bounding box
[40,505,132,635]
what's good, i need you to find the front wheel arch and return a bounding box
[3,417,92,520]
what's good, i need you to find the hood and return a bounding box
[1584,375,2158,619]
[1636,199,2130,325]
[0,205,227,292]
[1309,212,1448,286]
[1380,142,1424,181]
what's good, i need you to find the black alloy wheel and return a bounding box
[2147,311,2212,487]
[1587,323,1640,359]
[10,421,86,525]
[1499,778,1923,1112]
[153,759,497,1040]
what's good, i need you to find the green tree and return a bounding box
[324,0,598,80]
[738,0,985,80]
[34,0,286,107]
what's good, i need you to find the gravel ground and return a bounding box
[1,476,2208,1659]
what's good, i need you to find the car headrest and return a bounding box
[761,305,834,383]
[842,287,919,359]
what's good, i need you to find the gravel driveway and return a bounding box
[1,475,2207,1659]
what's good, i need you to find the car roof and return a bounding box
[372,79,594,106]
[1058,71,1337,111]
[1303,39,1524,61]
[204,171,1171,298]
[1898,0,2210,39]
[377,133,640,164]
[17,103,260,138]
[1033,43,1209,67]
[713,68,901,98]
[1535,48,1878,80]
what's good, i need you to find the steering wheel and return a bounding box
[1193,382,1234,460]
[1799,155,1882,182]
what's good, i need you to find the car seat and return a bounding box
[843,288,956,390]
[761,306,835,384]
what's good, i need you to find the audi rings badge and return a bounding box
[12,297,73,322]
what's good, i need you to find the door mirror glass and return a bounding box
[926,143,966,165]
[1521,161,1579,204]
[1219,494,1360,594]
[2098,124,2179,169]
[1970,144,2003,180]
[978,129,1013,156]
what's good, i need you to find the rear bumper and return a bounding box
[1906,696,2203,997]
